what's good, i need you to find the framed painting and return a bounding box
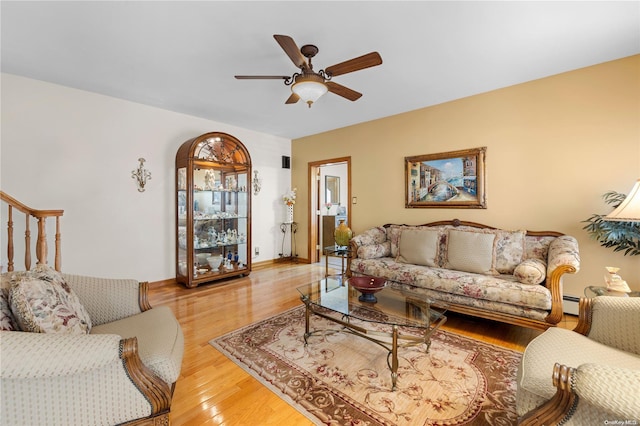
[405,147,487,209]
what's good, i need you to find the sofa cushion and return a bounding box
[350,257,552,312]
[445,229,497,275]
[9,272,92,334]
[514,259,547,285]
[91,305,184,385]
[396,228,439,267]
[494,230,526,274]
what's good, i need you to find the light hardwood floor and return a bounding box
[149,262,578,426]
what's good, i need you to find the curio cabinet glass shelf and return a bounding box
[176,132,251,288]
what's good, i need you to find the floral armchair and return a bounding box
[1,266,184,425]
[517,296,640,424]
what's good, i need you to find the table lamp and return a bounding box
[605,178,640,222]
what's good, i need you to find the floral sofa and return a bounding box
[1,265,184,426]
[347,219,580,329]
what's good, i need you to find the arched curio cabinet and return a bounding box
[176,132,251,288]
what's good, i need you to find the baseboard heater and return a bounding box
[563,294,580,315]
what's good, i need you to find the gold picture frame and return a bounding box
[405,147,486,209]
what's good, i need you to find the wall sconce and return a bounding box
[253,170,262,195]
[132,158,151,192]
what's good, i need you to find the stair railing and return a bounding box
[0,191,64,272]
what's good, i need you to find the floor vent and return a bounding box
[563,294,580,315]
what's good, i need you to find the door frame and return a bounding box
[307,156,351,264]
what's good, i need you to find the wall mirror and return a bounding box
[325,176,340,205]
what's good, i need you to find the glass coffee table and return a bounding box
[297,276,447,391]
[584,285,640,298]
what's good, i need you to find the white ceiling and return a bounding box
[2,1,639,140]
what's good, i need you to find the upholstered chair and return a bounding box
[1,270,184,426]
[517,296,640,424]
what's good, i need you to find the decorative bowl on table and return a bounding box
[349,276,386,303]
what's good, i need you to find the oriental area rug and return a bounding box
[210,306,521,425]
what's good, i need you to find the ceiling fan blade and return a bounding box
[274,34,307,70]
[235,75,289,80]
[285,92,300,104]
[326,81,362,101]
[325,52,382,77]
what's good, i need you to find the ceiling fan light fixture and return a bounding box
[292,78,327,108]
[236,35,382,106]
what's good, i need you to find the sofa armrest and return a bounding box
[63,274,150,326]
[350,226,387,250]
[1,332,171,425]
[347,227,389,277]
[544,236,580,325]
[547,235,580,276]
[572,363,640,419]
[520,363,640,425]
[349,226,389,259]
[1,331,125,378]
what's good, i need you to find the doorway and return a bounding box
[308,157,351,265]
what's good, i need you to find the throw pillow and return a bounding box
[0,294,18,331]
[1,271,26,331]
[494,230,526,274]
[357,241,391,259]
[524,236,555,261]
[514,259,547,285]
[9,268,92,334]
[386,225,404,258]
[30,263,68,286]
[396,229,440,267]
[445,229,498,275]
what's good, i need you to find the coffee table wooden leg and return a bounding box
[391,325,398,391]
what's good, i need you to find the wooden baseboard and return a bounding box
[148,258,312,287]
[252,259,279,270]
[147,278,176,288]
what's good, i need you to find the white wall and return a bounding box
[1,74,291,282]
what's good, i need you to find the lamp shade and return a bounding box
[605,178,640,222]
[292,77,327,107]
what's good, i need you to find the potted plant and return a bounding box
[583,190,640,256]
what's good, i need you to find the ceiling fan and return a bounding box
[235,34,382,108]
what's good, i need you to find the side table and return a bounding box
[323,245,351,278]
[279,222,298,261]
[584,286,640,298]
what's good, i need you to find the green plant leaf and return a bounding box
[582,191,640,256]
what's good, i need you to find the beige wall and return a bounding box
[292,55,640,295]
